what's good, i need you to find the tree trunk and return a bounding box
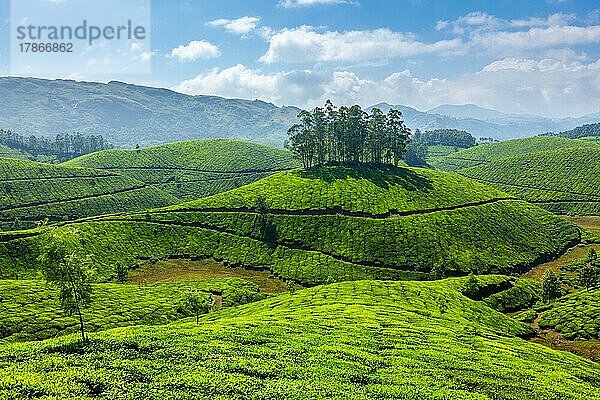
[77,307,86,342]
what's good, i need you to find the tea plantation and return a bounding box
[0,279,264,343]
[431,136,600,171]
[459,147,600,215]
[538,288,600,339]
[64,140,301,201]
[0,158,178,230]
[0,165,581,284]
[0,279,598,399]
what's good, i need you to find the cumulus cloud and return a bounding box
[173,59,600,118]
[169,40,220,61]
[207,16,260,35]
[435,12,600,56]
[260,26,463,63]
[277,0,358,8]
[173,64,326,105]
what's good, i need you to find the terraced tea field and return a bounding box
[0,165,580,285]
[431,136,600,171]
[432,137,600,216]
[0,158,178,230]
[64,140,301,201]
[1,279,598,399]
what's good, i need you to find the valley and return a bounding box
[0,109,599,399]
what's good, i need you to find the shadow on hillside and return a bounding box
[296,164,433,191]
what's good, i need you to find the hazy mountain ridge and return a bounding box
[0,77,300,148]
[1,77,598,147]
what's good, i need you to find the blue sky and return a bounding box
[1,0,600,117]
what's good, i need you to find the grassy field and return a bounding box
[0,165,580,285]
[64,140,301,201]
[0,279,598,399]
[0,278,264,343]
[0,158,178,230]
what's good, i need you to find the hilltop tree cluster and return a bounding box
[286,101,411,168]
[0,129,114,161]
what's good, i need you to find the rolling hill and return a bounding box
[0,158,178,230]
[458,148,600,215]
[431,137,600,215]
[0,279,598,399]
[0,278,263,343]
[0,144,31,160]
[0,165,580,284]
[64,140,301,201]
[430,136,600,171]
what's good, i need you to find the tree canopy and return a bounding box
[286,101,411,168]
[414,128,476,148]
[0,129,114,161]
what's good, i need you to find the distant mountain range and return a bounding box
[370,103,600,141]
[1,77,598,147]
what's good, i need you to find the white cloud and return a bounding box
[173,59,600,118]
[169,40,220,61]
[471,25,600,51]
[173,64,326,106]
[260,26,463,63]
[207,16,260,35]
[278,0,358,8]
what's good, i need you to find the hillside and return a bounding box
[431,136,600,171]
[458,148,600,215]
[64,140,300,201]
[0,279,599,399]
[538,288,600,339]
[0,77,300,147]
[0,158,178,230]
[2,78,598,148]
[0,165,580,284]
[0,279,263,343]
[0,144,30,160]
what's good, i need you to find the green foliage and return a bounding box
[414,128,476,148]
[554,122,600,139]
[461,274,481,299]
[65,139,300,201]
[403,140,428,166]
[457,275,541,313]
[0,129,113,161]
[37,227,95,341]
[181,289,213,324]
[458,147,600,215]
[0,158,178,230]
[0,279,598,399]
[514,309,537,323]
[431,136,599,171]
[0,166,580,285]
[286,102,410,168]
[0,278,263,343]
[540,270,564,303]
[538,287,600,339]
